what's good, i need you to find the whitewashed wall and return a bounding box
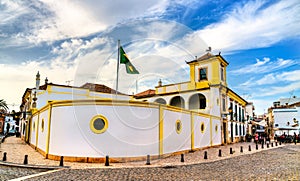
[194,115,210,148]
[163,110,191,154]
[212,119,222,145]
[36,110,48,152]
[31,100,222,159]
[30,115,38,146]
[49,105,159,157]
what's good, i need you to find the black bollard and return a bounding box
[180,154,184,162]
[275,142,278,146]
[279,142,281,145]
[267,143,269,148]
[24,155,28,165]
[204,151,208,159]
[59,156,64,167]
[240,146,243,153]
[218,149,222,157]
[105,155,109,166]
[271,142,273,147]
[146,155,151,165]
[230,147,233,154]
[248,145,251,151]
[3,152,7,161]
[261,143,264,149]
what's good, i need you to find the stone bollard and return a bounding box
[240,146,243,153]
[3,152,7,161]
[24,155,28,165]
[105,155,110,166]
[146,155,151,165]
[59,156,64,167]
[230,147,233,154]
[256,144,258,150]
[180,154,184,162]
[204,151,208,159]
[248,145,251,151]
[218,149,222,157]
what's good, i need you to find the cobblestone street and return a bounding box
[1,143,299,180]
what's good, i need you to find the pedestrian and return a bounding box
[266,135,270,145]
[6,123,10,135]
[254,133,258,144]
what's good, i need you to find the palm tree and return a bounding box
[0,99,9,111]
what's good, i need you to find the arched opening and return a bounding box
[170,96,185,108]
[188,93,206,110]
[154,98,167,104]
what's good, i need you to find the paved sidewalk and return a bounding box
[0,136,285,169]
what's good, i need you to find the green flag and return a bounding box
[120,46,139,74]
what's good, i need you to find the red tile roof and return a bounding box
[80,83,125,95]
[134,89,156,98]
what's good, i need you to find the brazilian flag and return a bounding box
[120,46,139,74]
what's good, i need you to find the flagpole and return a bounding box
[116,39,120,96]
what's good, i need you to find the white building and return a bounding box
[268,98,300,136]
[19,52,250,163]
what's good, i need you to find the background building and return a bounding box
[268,96,300,137]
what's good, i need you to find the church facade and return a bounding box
[19,52,248,163]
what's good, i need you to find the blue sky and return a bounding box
[0,0,299,115]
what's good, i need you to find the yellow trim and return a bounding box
[45,103,52,158]
[217,56,229,67]
[195,81,210,89]
[211,61,220,84]
[175,119,182,134]
[37,90,46,96]
[228,90,247,106]
[89,115,109,134]
[159,105,164,155]
[190,64,195,83]
[47,85,52,93]
[191,112,195,150]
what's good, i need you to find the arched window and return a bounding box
[189,93,206,110]
[154,98,167,104]
[170,96,185,108]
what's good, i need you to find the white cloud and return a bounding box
[259,82,300,97]
[238,68,300,88]
[231,57,297,74]
[197,0,300,52]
